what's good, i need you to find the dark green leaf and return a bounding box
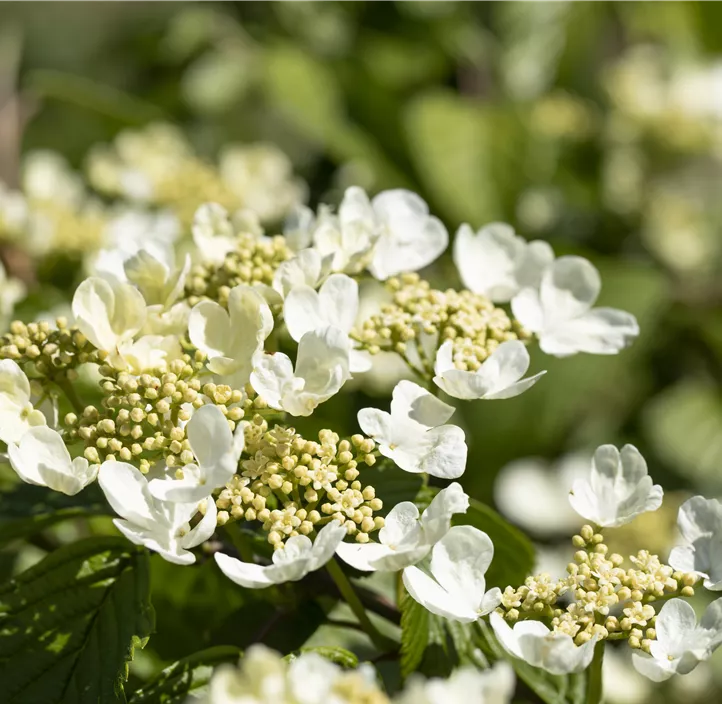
[287,646,359,669]
[129,646,241,704]
[0,536,154,704]
[360,462,423,518]
[399,590,428,679]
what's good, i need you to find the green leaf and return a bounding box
[286,646,359,669]
[360,461,423,518]
[0,536,155,704]
[399,590,428,679]
[129,646,241,704]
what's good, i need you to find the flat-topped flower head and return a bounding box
[433,339,545,400]
[0,359,46,444]
[669,497,722,590]
[569,444,663,528]
[403,525,502,623]
[215,522,345,588]
[251,326,351,417]
[490,611,598,675]
[358,380,467,478]
[632,598,722,682]
[453,222,553,303]
[511,256,639,357]
[336,483,469,572]
[98,461,216,565]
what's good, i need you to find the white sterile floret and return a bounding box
[0,261,25,326]
[251,326,351,417]
[511,256,639,357]
[272,248,331,298]
[490,611,598,675]
[669,497,722,590]
[453,222,554,303]
[397,661,515,704]
[403,525,502,623]
[98,461,216,565]
[191,202,238,265]
[115,334,183,375]
[358,380,467,478]
[215,522,346,588]
[569,444,663,528]
[123,248,190,311]
[149,404,244,503]
[0,359,47,444]
[189,284,273,388]
[284,273,371,373]
[335,482,469,572]
[8,426,97,495]
[632,598,722,682]
[433,339,545,400]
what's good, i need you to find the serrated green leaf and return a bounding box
[0,536,154,704]
[287,646,359,669]
[130,646,242,704]
[399,590,428,679]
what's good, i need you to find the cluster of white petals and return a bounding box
[0,359,47,444]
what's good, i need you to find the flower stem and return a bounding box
[586,640,605,704]
[55,378,84,414]
[326,557,395,652]
[223,521,254,563]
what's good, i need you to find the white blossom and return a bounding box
[669,497,722,590]
[98,460,216,565]
[358,380,467,478]
[511,256,639,357]
[284,273,371,373]
[8,426,97,495]
[251,326,351,417]
[272,248,331,298]
[192,202,238,266]
[189,284,273,388]
[114,335,184,375]
[149,404,244,503]
[433,339,545,401]
[0,261,25,327]
[403,525,502,623]
[0,359,47,444]
[453,222,553,303]
[569,444,663,528]
[632,598,722,682]
[490,611,598,675]
[336,482,469,572]
[215,522,345,588]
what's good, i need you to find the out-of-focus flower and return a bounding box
[0,359,45,445]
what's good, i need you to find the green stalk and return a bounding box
[586,640,605,704]
[223,522,254,563]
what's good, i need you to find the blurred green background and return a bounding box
[1,2,722,702]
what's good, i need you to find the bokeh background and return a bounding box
[1,2,722,702]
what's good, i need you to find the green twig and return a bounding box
[586,641,604,704]
[55,378,84,415]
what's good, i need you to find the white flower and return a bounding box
[98,460,217,565]
[489,611,598,675]
[0,359,47,444]
[149,405,244,503]
[433,339,545,400]
[114,334,183,375]
[669,497,722,590]
[397,661,515,704]
[8,426,97,495]
[189,284,273,387]
[192,203,238,265]
[284,274,371,373]
[632,598,722,682]
[453,222,554,303]
[215,522,345,588]
[251,326,351,417]
[123,249,190,310]
[283,204,316,252]
[403,525,502,623]
[569,444,663,528]
[358,380,467,478]
[336,482,469,572]
[272,248,331,298]
[511,256,639,357]
[0,261,25,326]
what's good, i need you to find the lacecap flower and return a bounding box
[0,359,47,444]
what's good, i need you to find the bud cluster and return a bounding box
[216,418,384,548]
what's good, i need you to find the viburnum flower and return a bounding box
[251,326,351,417]
[0,359,47,444]
[114,334,183,375]
[453,222,553,303]
[569,444,663,528]
[191,202,238,265]
[669,496,722,590]
[8,426,97,495]
[403,525,502,623]
[149,404,245,503]
[511,256,639,357]
[272,248,331,298]
[433,339,545,401]
[336,482,469,572]
[98,460,217,565]
[358,380,467,478]
[283,273,371,373]
[215,522,345,588]
[490,611,598,675]
[632,598,722,682]
[122,248,190,311]
[189,284,273,388]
